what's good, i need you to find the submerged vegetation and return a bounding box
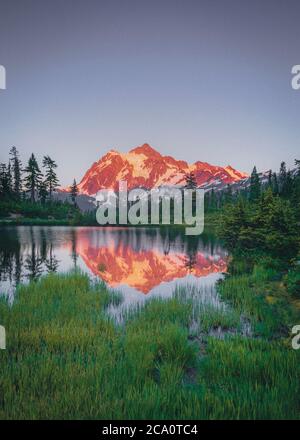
[0,270,299,420]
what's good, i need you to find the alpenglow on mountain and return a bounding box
[77,144,248,195]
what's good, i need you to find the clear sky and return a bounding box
[0,0,299,185]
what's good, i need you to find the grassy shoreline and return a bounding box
[1,268,299,420]
[0,218,75,226]
[0,211,220,228]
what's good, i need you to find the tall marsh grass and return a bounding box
[218,265,299,338]
[0,270,299,419]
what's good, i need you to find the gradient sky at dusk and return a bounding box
[0,0,299,185]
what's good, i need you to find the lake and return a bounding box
[0,226,228,305]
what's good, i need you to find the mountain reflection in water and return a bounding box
[0,226,227,299]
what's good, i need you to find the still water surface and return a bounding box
[0,226,228,304]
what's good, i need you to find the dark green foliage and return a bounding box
[42,155,59,200]
[0,148,98,225]
[70,179,78,205]
[295,159,300,176]
[6,162,13,196]
[209,188,217,210]
[249,165,260,202]
[0,198,79,221]
[279,161,287,194]
[218,197,247,249]
[284,264,300,297]
[267,169,272,188]
[272,172,279,195]
[254,189,298,260]
[291,159,300,217]
[0,163,12,198]
[219,188,299,263]
[23,153,42,202]
[217,157,300,267]
[224,184,233,204]
[38,181,48,205]
[9,146,22,199]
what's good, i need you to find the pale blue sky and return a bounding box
[0,0,299,185]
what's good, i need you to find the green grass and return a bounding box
[198,337,300,419]
[0,271,299,419]
[173,284,241,334]
[218,265,299,338]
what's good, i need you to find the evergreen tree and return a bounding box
[0,162,13,199]
[220,186,298,263]
[7,162,13,194]
[272,172,279,195]
[292,159,300,216]
[210,189,217,210]
[38,180,48,205]
[267,169,272,189]
[184,172,197,189]
[24,154,42,202]
[70,179,78,205]
[278,160,294,198]
[184,172,197,214]
[0,163,9,198]
[9,146,22,198]
[249,166,260,202]
[218,197,248,249]
[295,159,300,176]
[279,161,287,195]
[258,189,298,261]
[42,155,59,200]
[0,163,4,197]
[283,170,294,198]
[224,184,233,204]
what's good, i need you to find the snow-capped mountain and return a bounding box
[77,143,248,195]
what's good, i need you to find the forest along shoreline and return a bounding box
[1,150,300,418]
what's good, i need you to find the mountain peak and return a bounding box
[129,143,161,157]
[105,148,120,156]
[77,144,248,195]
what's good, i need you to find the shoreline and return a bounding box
[0,212,219,229]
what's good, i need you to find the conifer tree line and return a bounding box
[0,147,78,205]
[215,159,300,267]
[205,159,300,212]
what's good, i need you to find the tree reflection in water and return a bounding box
[0,226,227,298]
